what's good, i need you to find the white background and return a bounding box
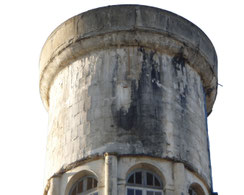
[0,0,243,194]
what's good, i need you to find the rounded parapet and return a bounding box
[39,4,217,114]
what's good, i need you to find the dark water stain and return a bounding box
[172,52,188,113]
[111,54,119,97]
[172,52,185,76]
[205,87,214,97]
[117,80,138,130]
[111,47,165,141]
[171,52,191,161]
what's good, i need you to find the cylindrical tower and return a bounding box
[40,5,217,195]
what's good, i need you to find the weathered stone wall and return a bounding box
[46,47,210,185]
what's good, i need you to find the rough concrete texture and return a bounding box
[46,47,210,185]
[40,4,218,194]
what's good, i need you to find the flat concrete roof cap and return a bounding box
[39,5,218,115]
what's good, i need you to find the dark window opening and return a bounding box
[126,169,164,195]
[69,176,98,195]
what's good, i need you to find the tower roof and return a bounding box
[39,5,217,115]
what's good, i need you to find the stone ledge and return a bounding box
[40,30,217,114]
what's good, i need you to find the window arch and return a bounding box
[188,183,205,195]
[69,175,98,195]
[126,169,164,195]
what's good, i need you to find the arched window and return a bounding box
[188,183,205,195]
[69,175,98,195]
[126,169,164,195]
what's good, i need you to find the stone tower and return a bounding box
[39,5,218,195]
